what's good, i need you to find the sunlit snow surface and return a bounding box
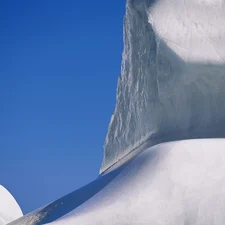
[0,185,22,225]
[50,140,225,225]
[101,0,225,172]
[9,139,225,225]
[8,0,225,224]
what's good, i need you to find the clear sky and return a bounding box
[1,0,125,214]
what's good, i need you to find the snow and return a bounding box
[7,167,122,225]
[47,139,225,225]
[7,0,225,224]
[149,0,225,63]
[101,0,225,173]
[10,139,225,225]
[50,139,225,225]
[0,185,22,225]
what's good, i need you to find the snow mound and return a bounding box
[48,139,225,225]
[9,139,225,225]
[0,185,22,225]
[101,0,225,172]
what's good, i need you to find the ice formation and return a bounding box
[0,185,22,225]
[7,0,225,224]
[101,0,225,172]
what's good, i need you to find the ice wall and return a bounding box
[101,0,225,173]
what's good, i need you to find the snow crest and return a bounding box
[101,0,225,173]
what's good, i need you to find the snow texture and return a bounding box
[7,0,225,224]
[101,0,225,173]
[9,139,225,225]
[0,185,22,225]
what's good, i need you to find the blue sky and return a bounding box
[1,0,125,214]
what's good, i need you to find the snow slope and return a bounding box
[8,167,123,225]
[52,139,225,225]
[101,0,225,172]
[9,139,225,225]
[0,185,22,225]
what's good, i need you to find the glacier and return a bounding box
[7,0,225,224]
[101,0,225,173]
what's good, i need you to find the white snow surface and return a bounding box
[0,185,22,225]
[101,0,225,172]
[7,1,225,224]
[51,139,225,225]
[9,139,225,225]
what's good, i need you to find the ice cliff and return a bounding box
[101,0,225,173]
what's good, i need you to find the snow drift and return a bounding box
[9,140,225,225]
[0,185,22,225]
[101,0,225,172]
[48,139,225,225]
